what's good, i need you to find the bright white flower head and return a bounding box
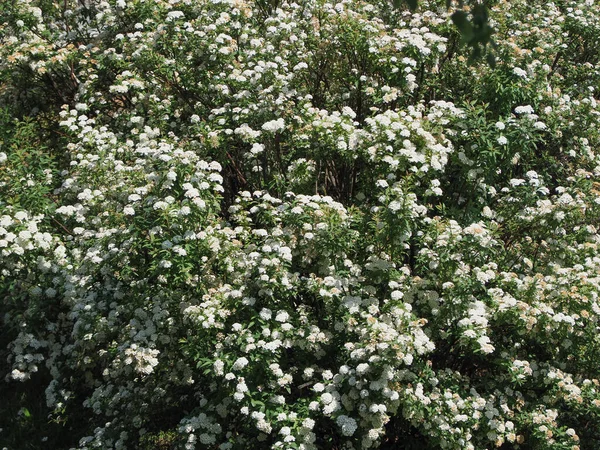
[515,105,535,115]
[232,357,249,371]
[262,118,285,132]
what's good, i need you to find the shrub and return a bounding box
[2,0,600,449]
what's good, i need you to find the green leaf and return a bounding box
[451,11,474,42]
[405,0,418,11]
[393,0,417,10]
[468,45,482,64]
[471,4,488,27]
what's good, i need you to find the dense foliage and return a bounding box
[2,0,600,448]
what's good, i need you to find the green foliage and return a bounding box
[0,109,58,214]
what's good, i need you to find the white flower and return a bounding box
[342,106,356,119]
[336,415,357,436]
[263,340,282,352]
[321,393,333,404]
[368,428,380,440]
[250,143,265,155]
[356,363,369,375]
[0,152,7,164]
[232,357,249,371]
[303,368,314,379]
[302,418,315,430]
[262,118,285,132]
[278,374,292,386]
[515,105,534,115]
[497,136,508,145]
[275,311,289,322]
[388,201,402,212]
[313,383,325,392]
[293,62,308,71]
[477,336,495,354]
[271,395,285,404]
[213,360,225,376]
[513,67,528,78]
[495,121,506,130]
[11,369,28,381]
[391,290,403,300]
[259,308,272,320]
[463,329,477,338]
[525,170,539,180]
[256,419,272,433]
[166,10,185,20]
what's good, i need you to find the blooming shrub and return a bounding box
[2,0,600,448]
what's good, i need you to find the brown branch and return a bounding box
[547,51,561,79]
[226,151,247,185]
[52,217,73,235]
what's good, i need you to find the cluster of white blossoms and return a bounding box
[3,0,600,448]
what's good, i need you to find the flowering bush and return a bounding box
[2,0,600,448]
